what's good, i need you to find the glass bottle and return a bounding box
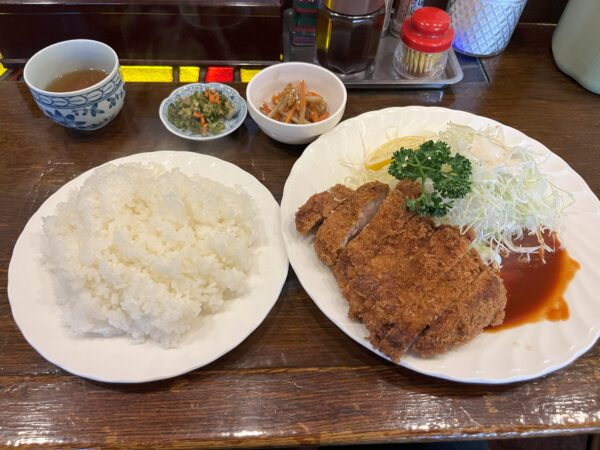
[316,0,386,76]
[393,7,454,79]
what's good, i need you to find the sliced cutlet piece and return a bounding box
[360,225,475,361]
[375,247,486,361]
[295,184,354,234]
[342,214,434,321]
[333,179,421,292]
[412,267,507,357]
[314,181,389,267]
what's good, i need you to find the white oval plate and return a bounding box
[8,151,288,383]
[281,106,600,384]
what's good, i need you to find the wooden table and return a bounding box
[1,24,599,448]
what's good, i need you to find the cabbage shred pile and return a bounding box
[345,123,572,266]
[436,123,572,265]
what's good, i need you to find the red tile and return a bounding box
[205,66,234,83]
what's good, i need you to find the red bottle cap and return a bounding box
[401,7,454,54]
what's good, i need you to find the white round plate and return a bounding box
[281,106,600,384]
[8,151,288,383]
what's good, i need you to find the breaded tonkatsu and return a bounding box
[333,180,422,292]
[412,269,506,357]
[295,184,353,234]
[360,225,477,360]
[296,180,507,360]
[313,181,389,267]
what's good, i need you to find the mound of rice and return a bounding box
[42,162,259,346]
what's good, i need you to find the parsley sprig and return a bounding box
[388,140,472,217]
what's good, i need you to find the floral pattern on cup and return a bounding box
[33,73,125,131]
[24,40,126,131]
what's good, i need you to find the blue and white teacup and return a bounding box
[24,39,125,131]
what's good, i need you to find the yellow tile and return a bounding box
[179,66,200,83]
[120,66,173,82]
[241,69,261,83]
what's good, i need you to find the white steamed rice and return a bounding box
[42,162,259,347]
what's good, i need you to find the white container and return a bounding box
[246,62,347,145]
[447,0,527,57]
[552,0,600,94]
[24,39,125,130]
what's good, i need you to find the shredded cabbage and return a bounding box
[342,122,573,266]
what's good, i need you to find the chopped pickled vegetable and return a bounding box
[167,88,236,136]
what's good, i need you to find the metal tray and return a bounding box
[283,9,464,89]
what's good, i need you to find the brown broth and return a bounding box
[45,69,108,93]
[488,231,580,332]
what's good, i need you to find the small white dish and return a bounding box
[281,106,600,384]
[159,83,247,141]
[246,62,347,145]
[23,39,125,131]
[8,151,288,383]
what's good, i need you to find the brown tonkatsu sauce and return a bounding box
[489,231,579,331]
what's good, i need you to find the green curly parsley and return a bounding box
[388,140,472,217]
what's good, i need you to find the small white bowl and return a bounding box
[159,83,247,141]
[246,62,347,145]
[24,39,125,131]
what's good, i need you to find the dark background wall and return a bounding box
[0,0,570,64]
[285,0,570,24]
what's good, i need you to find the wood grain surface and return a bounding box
[0,24,599,448]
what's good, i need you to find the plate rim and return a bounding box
[281,105,600,384]
[8,150,288,383]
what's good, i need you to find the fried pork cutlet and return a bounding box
[372,247,486,360]
[333,180,422,293]
[314,181,389,267]
[295,179,508,360]
[295,184,353,234]
[412,269,507,357]
[358,224,476,360]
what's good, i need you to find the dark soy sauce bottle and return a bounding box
[316,0,386,76]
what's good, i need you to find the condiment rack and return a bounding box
[283,9,466,89]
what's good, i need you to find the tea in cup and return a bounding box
[24,39,125,130]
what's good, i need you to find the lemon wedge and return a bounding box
[364,136,428,171]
